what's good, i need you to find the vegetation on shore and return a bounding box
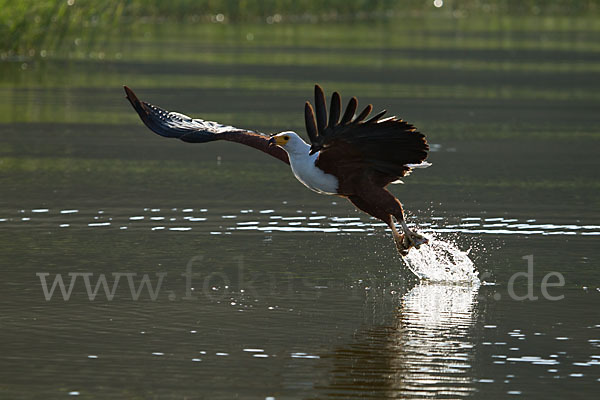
[2,0,599,58]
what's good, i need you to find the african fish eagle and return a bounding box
[124,85,430,256]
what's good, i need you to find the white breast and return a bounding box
[289,152,339,195]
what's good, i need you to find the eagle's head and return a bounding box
[269,131,308,154]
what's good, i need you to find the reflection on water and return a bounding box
[397,283,479,397]
[321,282,480,398]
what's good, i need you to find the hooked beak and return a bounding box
[269,135,288,147]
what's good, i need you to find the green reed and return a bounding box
[2,0,599,58]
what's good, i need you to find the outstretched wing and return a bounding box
[124,86,289,164]
[306,85,428,182]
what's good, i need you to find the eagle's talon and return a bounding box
[394,233,411,257]
[408,230,428,247]
[395,229,428,256]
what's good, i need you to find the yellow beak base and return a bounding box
[274,136,288,146]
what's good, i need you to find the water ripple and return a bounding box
[2,207,598,237]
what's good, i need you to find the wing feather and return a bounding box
[328,92,341,128]
[364,110,387,124]
[124,86,289,164]
[304,102,319,145]
[353,104,373,123]
[314,85,327,136]
[304,85,428,184]
[340,97,357,125]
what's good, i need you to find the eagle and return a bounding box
[124,85,430,256]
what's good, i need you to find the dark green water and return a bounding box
[1,17,599,399]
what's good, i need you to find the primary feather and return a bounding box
[305,85,429,180]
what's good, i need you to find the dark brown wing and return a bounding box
[124,86,289,164]
[308,85,428,184]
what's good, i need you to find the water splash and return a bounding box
[402,233,479,283]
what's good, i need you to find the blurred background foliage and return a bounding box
[2,0,599,59]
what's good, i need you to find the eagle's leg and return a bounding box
[388,221,410,257]
[387,195,428,255]
[397,219,428,253]
[348,189,426,257]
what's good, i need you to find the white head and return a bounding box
[269,131,310,155]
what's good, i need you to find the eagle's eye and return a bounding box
[284,135,290,141]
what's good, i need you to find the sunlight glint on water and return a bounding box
[396,282,480,397]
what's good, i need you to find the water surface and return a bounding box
[1,17,599,399]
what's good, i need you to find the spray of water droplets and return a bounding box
[402,233,480,284]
